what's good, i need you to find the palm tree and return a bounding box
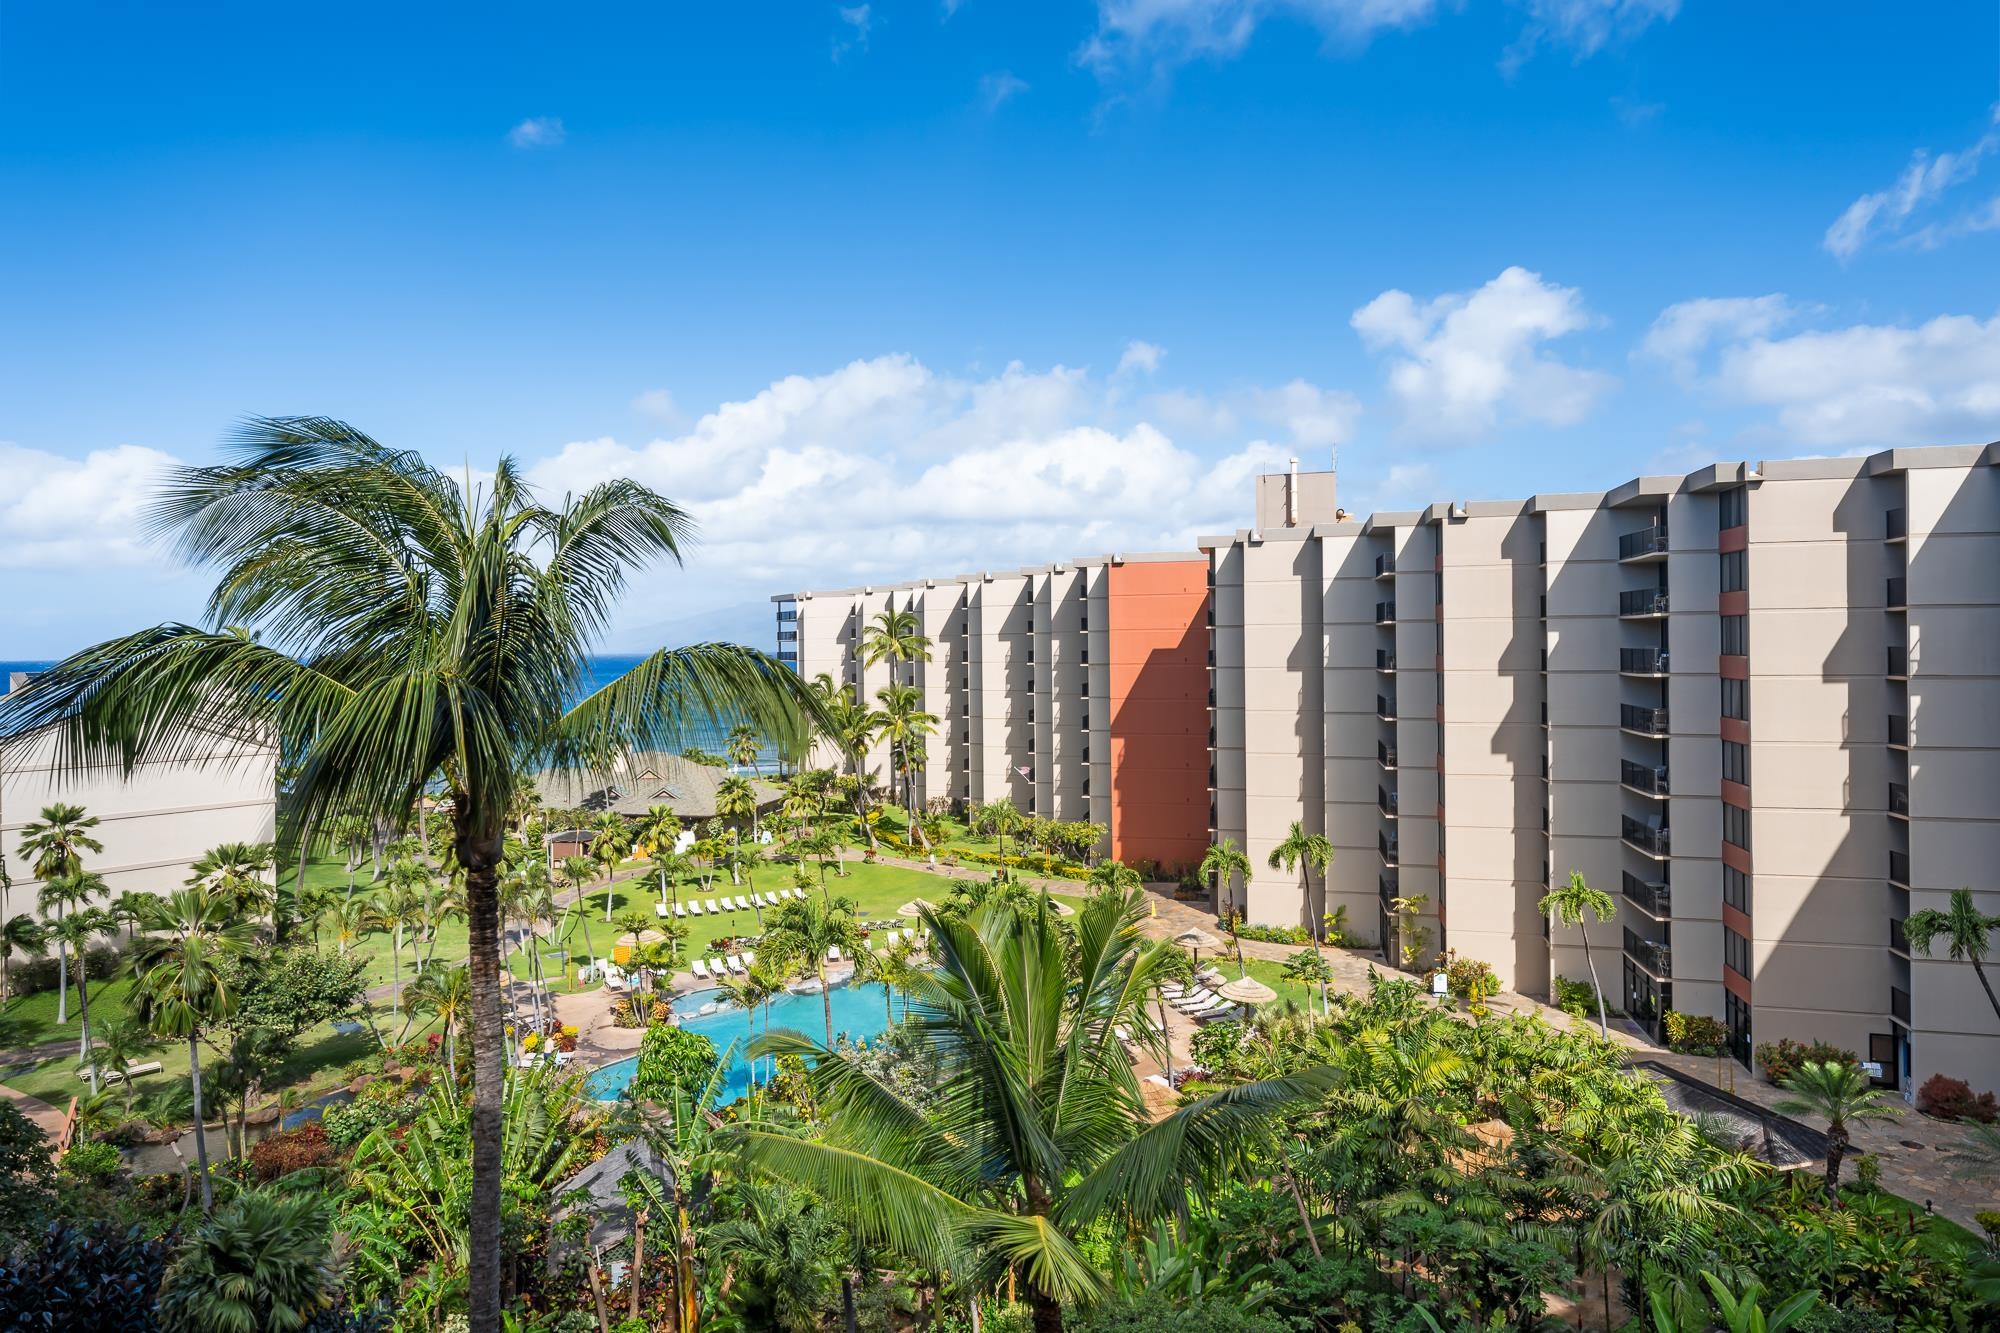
[800,826,843,889]
[1772,1060,1903,1196]
[1199,838,1252,924]
[727,723,762,773]
[764,893,861,1046]
[854,938,922,1027]
[590,812,633,922]
[1282,947,1335,1018]
[1087,860,1143,894]
[985,798,1024,870]
[1538,871,1617,1037]
[156,1186,341,1333]
[0,422,816,1326]
[295,882,340,949]
[1906,888,2000,1029]
[186,841,277,931]
[560,854,602,974]
[1267,820,1333,939]
[717,774,757,838]
[810,674,884,847]
[874,683,938,848]
[858,606,932,685]
[405,962,473,1076]
[0,913,45,1003]
[743,888,1334,1333]
[634,803,682,906]
[96,1016,164,1113]
[37,869,105,1026]
[327,897,370,958]
[364,884,425,1019]
[129,885,259,1214]
[16,803,102,1023]
[50,907,115,1092]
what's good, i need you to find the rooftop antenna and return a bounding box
[1287,456,1299,526]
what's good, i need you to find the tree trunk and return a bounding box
[1028,1287,1063,1333]
[76,957,98,1096]
[820,963,835,1047]
[1972,958,2000,1030]
[1581,936,1609,1038]
[459,819,507,1333]
[1825,1121,1849,1198]
[842,1275,858,1333]
[54,909,68,1025]
[189,1035,214,1215]
[631,1210,647,1320]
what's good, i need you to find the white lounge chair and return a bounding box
[726,954,746,974]
[738,895,755,911]
[709,956,727,976]
[688,899,704,916]
[673,902,687,918]
[743,950,756,967]
[827,945,842,962]
[704,899,721,915]
[655,902,670,918]
[691,959,710,979]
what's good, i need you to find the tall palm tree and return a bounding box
[764,894,861,1046]
[743,888,1334,1333]
[633,803,682,906]
[50,907,115,1092]
[186,841,277,931]
[0,421,815,1323]
[37,869,106,1026]
[809,674,883,847]
[1538,871,1618,1037]
[1267,821,1333,940]
[1199,838,1253,924]
[327,897,370,957]
[726,723,762,773]
[716,774,757,837]
[801,826,843,888]
[590,811,632,921]
[560,854,602,974]
[129,885,259,1215]
[874,683,938,848]
[1905,888,2000,1029]
[16,803,102,1024]
[1772,1060,1903,1196]
[858,607,932,683]
[406,962,474,1077]
[0,913,45,1003]
[364,884,425,1019]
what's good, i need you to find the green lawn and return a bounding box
[1847,1186,1988,1256]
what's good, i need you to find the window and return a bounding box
[1721,677,1749,721]
[1723,800,1751,851]
[1718,486,1747,531]
[1723,864,1750,912]
[1724,927,1752,979]
[1720,550,1747,594]
[1722,739,1750,786]
[1720,615,1747,656]
[1726,992,1752,1064]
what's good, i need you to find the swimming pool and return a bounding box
[585,978,906,1104]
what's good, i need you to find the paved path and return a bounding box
[0,1082,69,1142]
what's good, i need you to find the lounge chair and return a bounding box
[673,902,687,918]
[703,899,720,915]
[710,956,728,976]
[655,902,670,918]
[743,950,756,967]
[691,959,710,979]
[827,945,842,962]
[726,955,746,974]
[786,887,802,901]
[728,895,745,911]
[688,899,704,916]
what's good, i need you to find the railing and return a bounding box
[1619,588,1670,617]
[1618,526,1670,560]
[777,629,798,643]
[1377,648,1397,671]
[1887,646,1908,676]
[1621,760,1670,795]
[775,606,798,621]
[1623,928,1672,978]
[1376,695,1397,720]
[1375,553,1395,579]
[1887,508,1907,541]
[1890,917,1909,953]
[1889,849,1910,886]
[1378,787,1399,815]
[1888,715,1909,746]
[1621,816,1670,856]
[1375,601,1397,624]
[1886,577,1907,609]
[1378,741,1398,767]
[1889,783,1909,816]
[1620,647,1669,675]
[1378,832,1400,865]
[1622,873,1671,920]
[1891,986,1912,1024]
[1620,704,1670,735]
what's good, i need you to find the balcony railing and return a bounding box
[1375,553,1395,579]
[1376,695,1397,720]
[1622,873,1671,920]
[1378,832,1400,865]
[1888,715,1909,746]
[1889,783,1909,817]
[1620,647,1669,675]
[1890,849,1911,887]
[1379,870,1398,905]
[1624,928,1672,978]
[1890,916,1909,953]
[1621,816,1671,857]
[1378,787,1399,816]
[1378,741,1398,768]
[776,607,799,621]
[1377,648,1397,671]
[1891,986,1912,1024]
[1620,704,1670,735]
[1618,526,1670,561]
[1621,760,1670,796]
[1886,577,1908,609]
[1619,589,1670,618]
[1375,601,1397,624]
[1887,646,1908,677]
[777,629,798,643]
[1887,508,1907,541]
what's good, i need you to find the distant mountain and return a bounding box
[611,601,777,652]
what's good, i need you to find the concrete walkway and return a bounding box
[0,1082,69,1142]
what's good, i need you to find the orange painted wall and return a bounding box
[1105,560,1210,872]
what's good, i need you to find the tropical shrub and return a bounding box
[1076,1292,1292,1332]
[1233,922,1312,945]
[626,1024,720,1104]
[249,1122,341,1181]
[1436,952,1500,1008]
[1551,974,1600,1018]
[1851,1152,1881,1192]
[1755,1037,1858,1085]
[320,1099,405,1149]
[1663,1010,1729,1055]
[59,1140,123,1183]
[1915,1073,2000,1122]
[1188,1019,1248,1079]
[157,1187,342,1333]
[0,1221,171,1332]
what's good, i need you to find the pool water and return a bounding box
[585,979,906,1104]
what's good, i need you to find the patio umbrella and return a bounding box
[620,928,667,949]
[1173,927,1222,964]
[1215,975,1277,1009]
[897,898,938,918]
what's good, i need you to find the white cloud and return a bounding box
[1116,339,1165,375]
[1249,378,1361,448]
[1351,265,1612,440]
[979,70,1030,111]
[1824,105,2000,260]
[631,388,681,424]
[1501,0,1679,74]
[834,4,873,59]
[506,117,566,150]
[0,443,179,569]
[1638,295,1795,380]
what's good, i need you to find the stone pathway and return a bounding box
[0,1081,69,1142]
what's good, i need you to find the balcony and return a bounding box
[1375,553,1395,580]
[1378,832,1400,866]
[1619,647,1669,676]
[1889,849,1910,888]
[1886,577,1908,610]
[1889,782,1909,818]
[1375,601,1397,624]
[1620,704,1670,736]
[1887,646,1908,678]
[1891,986,1912,1025]
[1377,741,1398,769]
[1379,870,1399,901]
[1622,873,1671,921]
[1619,588,1670,618]
[1620,760,1670,797]
[1377,648,1397,672]
[777,628,798,643]
[776,606,799,622]
[1890,916,1910,955]
[1621,816,1671,858]
[1376,695,1397,720]
[1379,787,1399,817]
[1888,715,1909,747]
[1618,526,1670,562]
[1624,928,1672,979]
[1886,508,1907,542]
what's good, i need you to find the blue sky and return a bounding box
[3,1,1998,654]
